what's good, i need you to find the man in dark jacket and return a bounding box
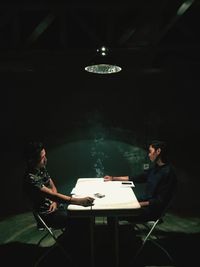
[104,140,177,221]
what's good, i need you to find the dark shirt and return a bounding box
[24,167,53,214]
[130,163,177,219]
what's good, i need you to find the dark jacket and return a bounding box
[130,163,177,220]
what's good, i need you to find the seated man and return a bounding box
[23,141,94,228]
[104,140,178,222]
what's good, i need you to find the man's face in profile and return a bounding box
[38,149,47,168]
[148,145,161,162]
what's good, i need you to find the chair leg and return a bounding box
[34,244,56,267]
[131,221,159,262]
[37,232,49,247]
[130,220,174,266]
[33,213,75,266]
[35,241,74,267]
[150,239,174,263]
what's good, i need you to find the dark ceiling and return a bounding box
[0,0,200,155]
[0,0,199,73]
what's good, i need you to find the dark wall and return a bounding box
[1,67,200,219]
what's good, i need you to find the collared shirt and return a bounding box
[24,167,53,214]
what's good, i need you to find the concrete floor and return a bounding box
[0,211,199,267]
[0,212,200,267]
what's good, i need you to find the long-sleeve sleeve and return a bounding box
[129,169,149,183]
[138,164,178,218]
[148,167,177,210]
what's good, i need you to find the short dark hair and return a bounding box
[150,140,166,150]
[24,141,44,162]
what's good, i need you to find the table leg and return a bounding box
[90,216,95,267]
[114,216,119,267]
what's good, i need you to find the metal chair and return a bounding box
[130,203,174,266]
[133,217,173,264]
[33,211,74,267]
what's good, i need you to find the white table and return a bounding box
[67,178,141,267]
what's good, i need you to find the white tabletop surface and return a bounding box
[68,178,141,211]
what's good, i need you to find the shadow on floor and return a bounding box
[0,241,76,267]
[1,225,199,267]
[95,224,200,267]
[1,210,200,267]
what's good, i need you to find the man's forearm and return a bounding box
[112,176,129,181]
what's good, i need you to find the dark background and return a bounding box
[0,0,200,219]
